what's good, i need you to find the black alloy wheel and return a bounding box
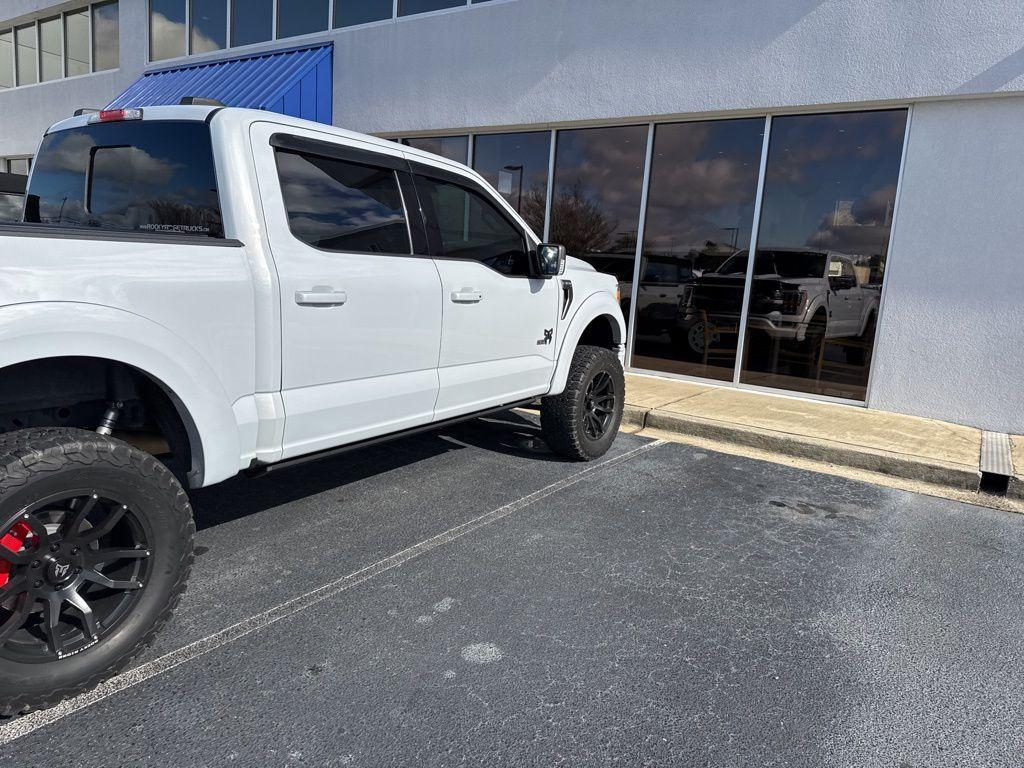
[582,371,616,440]
[0,428,193,716]
[0,490,152,662]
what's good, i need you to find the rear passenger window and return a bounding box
[275,150,410,254]
[415,175,529,276]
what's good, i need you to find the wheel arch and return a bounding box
[0,303,244,487]
[549,293,626,396]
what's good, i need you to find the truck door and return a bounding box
[826,256,860,337]
[251,124,443,458]
[409,161,560,420]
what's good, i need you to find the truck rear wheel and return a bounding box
[541,345,624,461]
[0,428,193,716]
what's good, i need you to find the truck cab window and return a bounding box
[275,150,411,255]
[415,175,529,276]
[24,120,223,237]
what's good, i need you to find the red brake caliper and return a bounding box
[0,521,35,587]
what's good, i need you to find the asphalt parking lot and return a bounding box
[2,412,1023,767]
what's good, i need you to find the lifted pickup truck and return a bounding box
[0,106,625,713]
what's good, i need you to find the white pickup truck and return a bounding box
[0,105,625,714]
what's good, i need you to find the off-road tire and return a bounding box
[541,345,624,461]
[0,428,194,716]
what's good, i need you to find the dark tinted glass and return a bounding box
[190,0,226,53]
[334,0,393,27]
[150,0,185,61]
[25,121,223,237]
[549,125,647,319]
[415,175,529,276]
[398,0,463,16]
[231,0,273,46]
[277,0,329,39]
[276,151,410,254]
[740,109,907,400]
[403,136,468,164]
[472,131,550,237]
[631,118,764,381]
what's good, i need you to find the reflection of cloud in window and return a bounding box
[279,159,403,239]
[94,146,182,188]
[151,12,218,57]
[93,9,119,52]
[806,184,897,255]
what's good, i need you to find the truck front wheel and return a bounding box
[0,428,193,715]
[541,345,625,461]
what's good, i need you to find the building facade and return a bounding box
[1,0,1022,433]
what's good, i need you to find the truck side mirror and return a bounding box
[534,243,566,278]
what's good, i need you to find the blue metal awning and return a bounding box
[106,43,333,124]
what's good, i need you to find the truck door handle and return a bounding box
[295,287,347,306]
[450,289,483,304]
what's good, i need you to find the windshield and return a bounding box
[24,120,223,237]
[715,250,827,279]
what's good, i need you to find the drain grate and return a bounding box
[980,431,1013,495]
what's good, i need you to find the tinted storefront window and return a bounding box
[25,121,223,238]
[92,1,120,71]
[739,109,907,400]
[631,118,765,381]
[39,16,62,83]
[402,135,469,164]
[190,0,227,53]
[398,0,464,16]
[64,9,90,76]
[549,125,647,321]
[231,0,273,47]
[334,0,393,27]
[15,24,37,86]
[278,0,330,39]
[472,131,550,237]
[150,0,186,61]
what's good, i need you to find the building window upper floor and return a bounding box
[150,0,506,62]
[0,2,119,89]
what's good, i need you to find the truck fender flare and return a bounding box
[0,302,242,487]
[548,292,626,396]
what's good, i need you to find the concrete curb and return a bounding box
[628,406,982,491]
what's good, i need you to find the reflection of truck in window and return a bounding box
[674,248,879,359]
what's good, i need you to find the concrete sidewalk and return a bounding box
[622,373,1023,502]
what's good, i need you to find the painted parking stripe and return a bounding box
[0,439,665,746]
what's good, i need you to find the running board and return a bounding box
[246,399,538,476]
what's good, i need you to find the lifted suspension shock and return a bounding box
[96,401,123,436]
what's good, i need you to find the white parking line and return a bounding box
[0,439,665,746]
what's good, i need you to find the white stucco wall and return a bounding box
[330,0,1024,135]
[867,97,1024,433]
